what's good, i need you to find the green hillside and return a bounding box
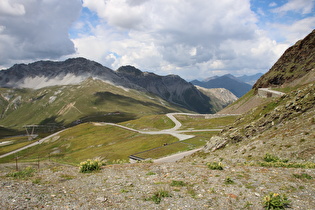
[0,79,186,131]
[0,122,178,164]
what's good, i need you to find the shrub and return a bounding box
[264,153,288,163]
[170,180,186,187]
[293,173,313,180]
[79,159,104,173]
[6,166,35,179]
[263,192,290,209]
[111,159,129,164]
[224,177,235,185]
[206,162,224,170]
[146,171,156,175]
[146,189,171,204]
[258,161,315,169]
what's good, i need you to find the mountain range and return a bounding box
[0,58,213,115]
[0,58,239,129]
[191,74,254,98]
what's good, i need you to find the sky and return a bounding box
[0,0,314,80]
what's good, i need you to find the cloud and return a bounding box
[2,0,312,81]
[0,0,81,66]
[0,0,25,16]
[271,0,315,15]
[269,17,315,43]
[73,0,293,79]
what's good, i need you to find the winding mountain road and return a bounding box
[0,113,236,162]
[97,113,224,141]
[0,130,66,159]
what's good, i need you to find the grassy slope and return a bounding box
[0,123,178,164]
[119,115,175,131]
[0,114,237,165]
[0,79,185,130]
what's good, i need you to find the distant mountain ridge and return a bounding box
[195,86,238,112]
[0,58,134,89]
[191,74,252,98]
[237,73,263,85]
[117,65,211,113]
[0,58,213,114]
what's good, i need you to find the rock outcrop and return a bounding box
[117,65,213,113]
[254,29,315,89]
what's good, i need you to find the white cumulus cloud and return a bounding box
[0,0,81,66]
[271,0,315,15]
[72,0,296,79]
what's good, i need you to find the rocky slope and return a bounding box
[254,29,315,89]
[0,161,314,209]
[117,65,212,114]
[201,29,315,162]
[204,84,315,160]
[195,86,238,112]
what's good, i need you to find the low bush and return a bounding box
[293,173,313,180]
[224,177,235,185]
[263,192,290,209]
[6,166,35,179]
[258,161,315,169]
[170,180,186,187]
[206,162,224,170]
[146,171,156,175]
[146,189,171,204]
[79,159,105,173]
[264,153,288,163]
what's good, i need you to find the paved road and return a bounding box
[0,130,66,159]
[0,113,235,160]
[153,148,203,163]
[98,113,225,141]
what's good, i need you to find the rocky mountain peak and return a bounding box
[0,58,215,113]
[116,65,143,76]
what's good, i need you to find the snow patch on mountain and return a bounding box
[19,74,86,89]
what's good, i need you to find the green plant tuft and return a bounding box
[264,153,288,163]
[293,173,313,180]
[146,171,156,175]
[170,180,186,187]
[146,189,171,204]
[206,162,224,170]
[263,192,290,209]
[224,177,235,185]
[6,166,35,179]
[79,158,105,173]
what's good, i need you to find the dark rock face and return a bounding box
[254,29,315,89]
[0,57,127,88]
[117,65,213,113]
[0,58,214,113]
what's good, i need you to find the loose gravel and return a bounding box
[1,161,314,209]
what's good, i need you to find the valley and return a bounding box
[0,113,238,164]
[0,30,314,209]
